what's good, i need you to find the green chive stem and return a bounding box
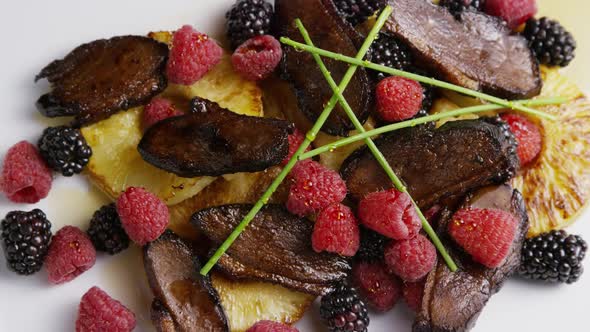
[200,6,394,276]
[279,38,558,121]
[301,97,567,160]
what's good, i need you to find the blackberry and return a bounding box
[439,0,485,19]
[38,126,92,177]
[355,227,388,262]
[87,204,129,255]
[1,209,52,275]
[226,0,274,49]
[369,33,413,80]
[523,17,577,67]
[334,0,385,26]
[320,284,369,332]
[519,230,587,284]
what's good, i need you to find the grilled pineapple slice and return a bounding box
[211,273,313,332]
[81,32,262,205]
[432,67,590,237]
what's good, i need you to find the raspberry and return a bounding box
[281,129,309,166]
[448,207,519,268]
[116,187,169,245]
[76,286,136,332]
[384,234,437,282]
[45,226,96,284]
[0,141,52,204]
[143,97,182,129]
[352,261,401,312]
[357,189,422,240]
[232,35,283,81]
[166,25,223,85]
[402,280,425,312]
[376,76,423,122]
[246,320,299,332]
[484,0,537,29]
[500,113,542,166]
[312,203,360,257]
[286,160,347,216]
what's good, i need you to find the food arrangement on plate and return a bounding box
[1,0,589,331]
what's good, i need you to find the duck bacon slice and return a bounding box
[36,35,168,126]
[340,118,519,208]
[383,0,542,99]
[191,204,351,295]
[144,231,229,332]
[138,98,293,177]
[414,185,529,332]
[275,0,373,137]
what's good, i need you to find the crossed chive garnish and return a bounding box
[200,5,563,276]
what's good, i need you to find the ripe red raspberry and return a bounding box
[45,226,96,284]
[500,113,542,166]
[484,0,537,29]
[0,141,52,204]
[166,25,223,85]
[357,189,422,240]
[116,187,169,245]
[376,76,423,122]
[384,234,437,282]
[402,280,425,312]
[232,35,283,81]
[448,207,519,268]
[352,261,401,312]
[286,160,347,216]
[143,97,182,129]
[281,129,309,166]
[76,286,136,332]
[246,320,299,332]
[312,203,360,257]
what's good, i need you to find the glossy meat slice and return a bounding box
[36,36,168,126]
[341,119,519,208]
[275,0,373,136]
[138,98,293,177]
[414,185,529,332]
[150,299,178,332]
[144,231,229,332]
[191,204,351,295]
[384,0,542,99]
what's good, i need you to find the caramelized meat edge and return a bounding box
[36,36,168,126]
[275,0,373,136]
[138,98,293,177]
[191,204,351,295]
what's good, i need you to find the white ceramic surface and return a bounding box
[0,0,588,331]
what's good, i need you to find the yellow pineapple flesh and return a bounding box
[81,31,263,205]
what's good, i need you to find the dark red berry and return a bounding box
[232,35,283,81]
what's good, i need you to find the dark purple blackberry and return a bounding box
[519,230,587,284]
[370,33,413,81]
[1,209,52,275]
[87,204,129,255]
[440,0,485,19]
[226,0,274,49]
[523,17,577,67]
[320,284,369,332]
[334,0,385,26]
[355,227,388,262]
[38,126,92,177]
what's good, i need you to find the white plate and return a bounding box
[0,0,588,331]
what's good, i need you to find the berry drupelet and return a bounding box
[87,204,130,255]
[334,0,385,26]
[523,17,577,67]
[440,0,485,19]
[226,0,274,49]
[369,33,413,80]
[355,227,389,262]
[519,230,587,284]
[1,209,52,275]
[320,284,370,332]
[38,126,92,177]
